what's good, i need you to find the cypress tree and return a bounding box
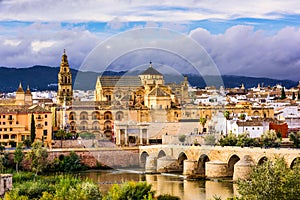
[30,113,36,143]
[281,87,286,99]
[292,92,296,100]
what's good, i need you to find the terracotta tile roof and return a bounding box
[0,105,50,114]
[99,76,142,87]
[140,65,162,76]
[148,87,170,97]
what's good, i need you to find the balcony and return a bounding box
[7,117,14,121]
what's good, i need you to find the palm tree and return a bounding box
[200,117,207,133]
[56,129,67,148]
[223,111,230,135]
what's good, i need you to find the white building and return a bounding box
[228,119,268,138]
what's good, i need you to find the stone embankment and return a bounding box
[50,139,140,168]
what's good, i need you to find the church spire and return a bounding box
[25,85,31,94]
[16,82,24,93]
[60,49,69,69]
[57,49,73,105]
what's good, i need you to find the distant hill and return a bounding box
[0,66,298,93]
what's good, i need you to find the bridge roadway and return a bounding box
[139,145,300,180]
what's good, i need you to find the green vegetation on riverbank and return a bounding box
[1,141,180,200]
[4,172,180,200]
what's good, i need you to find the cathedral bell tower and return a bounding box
[57,50,73,105]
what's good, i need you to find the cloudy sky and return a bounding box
[1,0,300,80]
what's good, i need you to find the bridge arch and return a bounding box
[227,154,240,177]
[178,152,188,171]
[140,151,149,168]
[158,150,166,159]
[257,156,268,165]
[290,157,300,169]
[196,154,210,175]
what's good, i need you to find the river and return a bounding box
[80,170,236,200]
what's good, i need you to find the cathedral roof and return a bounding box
[99,76,142,87]
[148,86,170,97]
[140,62,162,76]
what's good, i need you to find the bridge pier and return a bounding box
[205,160,228,178]
[145,156,157,173]
[157,156,180,173]
[183,160,197,175]
[233,155,255,181]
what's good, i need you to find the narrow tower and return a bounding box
[57,50,73,105]
[15,82,25,105]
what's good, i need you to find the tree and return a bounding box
[223,110,230,135]
[26,141,48,179]
[178,135,186,143]
[199,117,207,133]
[238,113,246,132]
[292,92,296,100]
[14,143,24,173]
[23,139,31,148]
[237,157,300,200]
[289,131,300,148]
[260,129,281,148]
[204,134,216,145]
[30,113,36,143]
[280,86,286,99]
[236,132,259,147]
[56,129,67,148]
[218,132,237,146]
[298,91,300,100]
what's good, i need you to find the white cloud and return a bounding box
[31,41,55,52]
[1,0,300,22]
[0,22,106,67]
[4,39,21,46]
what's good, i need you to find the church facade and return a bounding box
[55,53,197,145]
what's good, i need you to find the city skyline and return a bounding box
[0,1,300,80]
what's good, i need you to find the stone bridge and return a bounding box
[139,145,300,180]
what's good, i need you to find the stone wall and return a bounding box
[48,149,139,168]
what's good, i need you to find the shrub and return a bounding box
[5,175,102,200]
[178,135,186,143]
[260,130,281,148]
[204,134,216,145]
[289,131,300,148]
[47,151,87,172]
[79,132,96,139]
[218,132,237,146]
[157,194,181,200]
[104,181,154,200]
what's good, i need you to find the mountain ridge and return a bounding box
[0,65,297,93]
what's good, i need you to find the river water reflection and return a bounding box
[80,170,235,200]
